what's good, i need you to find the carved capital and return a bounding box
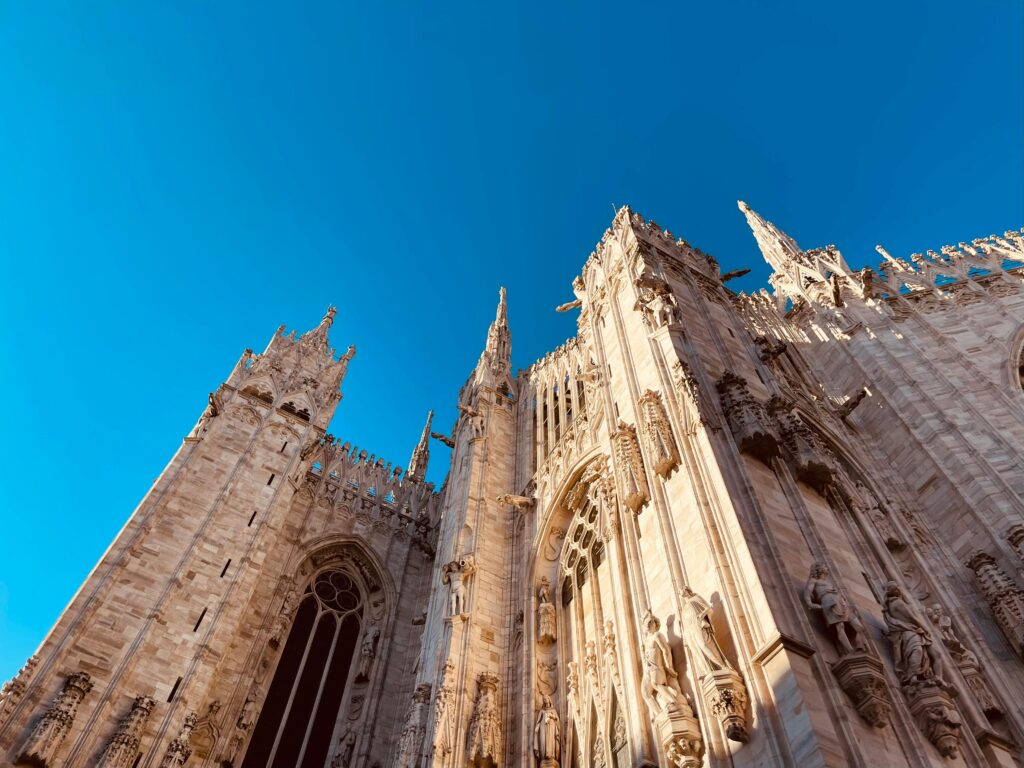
[716,371,779,461]
[701,668,749,743]
[831,652,893,728]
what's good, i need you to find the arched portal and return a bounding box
[241,560,375,768]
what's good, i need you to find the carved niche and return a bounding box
[159,710,199,768]
[768,397,833,491]
[611,422,649,513]
[965,551,1024,657]
[96,695,156,768]
[679,587,750,743]
[638,390,679,477]
[802,562,893,727]
[431,662,457,757]
[715,371,779,462]
[466,672,502,767]
[882,581,963,759]
[18,671,93,766]
[638,611,703,768]
[927,604,1003,719]
[395,683,432,768]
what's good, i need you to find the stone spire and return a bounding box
[300,305,337,353]
[737,201,807,274]
[407,410,433,482]
[481,287,511,377]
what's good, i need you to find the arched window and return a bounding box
[558,486,626,767]
[241,570,364,768]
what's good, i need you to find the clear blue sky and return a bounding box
[0,2,1021,680]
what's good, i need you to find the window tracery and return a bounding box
[241,568,370,768]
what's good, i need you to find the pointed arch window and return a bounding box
[557,486,632,768]
[241,570,364,768]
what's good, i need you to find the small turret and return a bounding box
[406,410,433,482]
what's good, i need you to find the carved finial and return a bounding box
[406,410,433,482]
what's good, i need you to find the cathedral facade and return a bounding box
[2,204,1024,768]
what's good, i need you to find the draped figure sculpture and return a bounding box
[679,586,731,677]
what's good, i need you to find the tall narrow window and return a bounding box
[242,569,366,768]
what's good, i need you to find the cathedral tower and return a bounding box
[3,207,1024,768]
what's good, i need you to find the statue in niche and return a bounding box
[331,727,356,767]
[882,581,950,689]
[442,555,476,617]
[432,662,457,756]
[640,610,684,713]
[803,561,868,655]
[533,695,561,766]
[269,587,300,649]
[537,577,557,645]
[466,673,501,767]
[679,586,732,678]
[356,622,380,681]
[236,688,260,732]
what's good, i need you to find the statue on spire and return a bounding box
[406,410,433,482]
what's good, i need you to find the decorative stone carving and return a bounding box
[566,662,580,720]
[965,550,1024,656]
[431,662,456,756]
[395,683,431,768]
[466,672,501,767]
[769,397,833,490]
[159,710,199,768]
[356,621,380,682]
[497,493,534,510]
[611,422,649,513]
[716,371,779,462]
[702,670,750,743]
[269,586,300,649]
[18,671,93,767]
[96,695,156,768]
[533,695,561,767]
[883,581,963,758]
[638,390,679,477]
[803,561,893,727]
[639,610,704,768]
[442,554,476,617]
[927,604,1003,719]
[190,391,221,438]
[831,653,892,728]
[672,360,719,432]
[680,587,749,742]
[537,577,557,645]
[1007,524,1024,560]
[331,727,356,767]
[0,654,38,725]
[855,485,905,552]
[602,621,621,696]
[803,562,869,655]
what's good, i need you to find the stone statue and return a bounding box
[533,695,561,766]
[431,662,456,756]
[466,673,502,767]
[640,610,683,713]
[237,689,259,732]
[97,695,156,768]
[395,684,431,768]
[882,581,949,688]
[331,727,355,767]
[679,586,731,678]
[537,577,557,645]
[356,622,380,681]
[442,555,476,617]
[803,561,868,655]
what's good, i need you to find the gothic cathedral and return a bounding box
[3,204,1024,768]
